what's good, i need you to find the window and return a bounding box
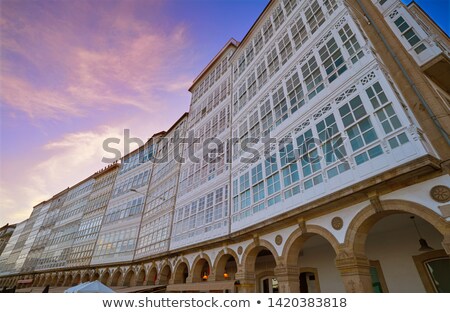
[319,37,347,83]
[305,0,325,34]
[273,86,288,126]
[238,54,246,76]
[393,16,426,54]
[279,142,296,167]
[239,172,250,192]
[246,45,254,65]
[301,56,324,99]
[238,82,247,109]
[249,110,260,138]
[282,163,300,187]
[239,121,248,142]
[326,161,350,179]
[370,260,388,293]
[257,60,268,88]
[265,154,278,176]
[253,181,265,202]
[297,129,322,176]
[240,190,251,209]
[248,73,257,99]
[375,104,402,134]
[267,173,281,195]
[339,96,368,128]
[387,132,409,150]
[263,19,274,42]
[322,135,347,165]
[324,0,338,15]
[267,47,280,77]
[339,24,364,64]
[365,82,389,109]
[254,31,263,53]
[278,33,293,65]
[286,72,305,114]
[260,99,274,136]
[272,5,285,30]
[347,118,378,151]
[251,164,264,184]
[316,114,339,142]
[290,15,308,50]
[339,96,380,160]
[283,0,297,16]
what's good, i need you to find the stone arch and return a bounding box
[173,259,190,284]
[191,254,213,283]
[91,271,100,282]
[33,275,41,287]
[282,224,340,268]
[44,274,52,286]
[64,273,73,287]
[110,269,123,286]
[81,272,91,283]
[50,274,58,286]
[57,273,65,286]
[213,249,239,281]
[345,199,449,256]
[100,270,110,286]
[136,267,146,286]
[73,272,81,286]
[158,263,172,285]
[147,266,157,285]
[123,269,137,287]
[241,239,281,272]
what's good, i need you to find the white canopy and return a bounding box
[64,280,115,293]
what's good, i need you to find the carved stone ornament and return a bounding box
[430,185,450,203]
[331,217,344,230]
[237,246,243,255]
[275,235,283,246]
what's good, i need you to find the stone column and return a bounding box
[335,254,373,293]
[234,269,256,293]
[274,265,299,293]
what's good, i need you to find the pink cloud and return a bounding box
[1,2,192,119]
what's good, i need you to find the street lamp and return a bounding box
[410,216,434,252]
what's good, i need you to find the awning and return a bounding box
[166,280,236,292]
[17,279,33,284]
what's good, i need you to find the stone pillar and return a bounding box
[234,270,256,293]
[274,265,300,293]
[335,254,373,293]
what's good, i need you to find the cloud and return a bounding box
[0,117,167,224]
[0,1,193,119]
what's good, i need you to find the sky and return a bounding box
[0,0,448,225]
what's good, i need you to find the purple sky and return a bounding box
[0,0,448,224]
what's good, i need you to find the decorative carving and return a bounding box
[368,192,383,213]
[297,218,307,233]
[275,235,283,245]
[331,217,344,230]
[430,185,450,203]
[237,246,243,255]
[253,234,260,246]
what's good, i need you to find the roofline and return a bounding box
[165,112,189,134]
[407,1,449,39]
[188,38,239,92]
[229,0,273,61]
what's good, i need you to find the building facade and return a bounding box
[0,0,449,293]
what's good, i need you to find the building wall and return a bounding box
[0,0,448,293]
